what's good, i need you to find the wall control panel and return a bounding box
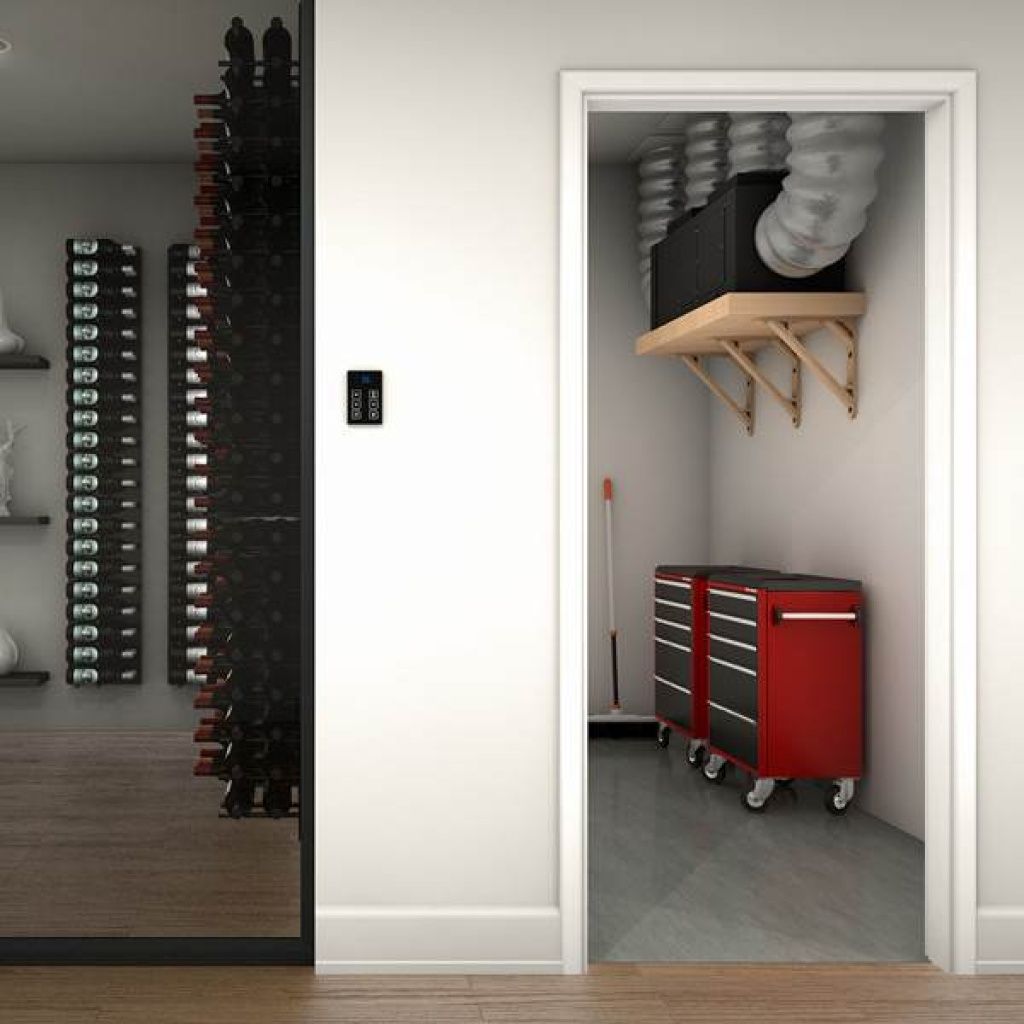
[347,370,383,425]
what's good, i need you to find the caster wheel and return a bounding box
[656,724,670,749]
[742,790,768,813]
[702,758,728,784]
[685,743,706,769]
[825,783,851,816]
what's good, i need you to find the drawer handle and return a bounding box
[655,617,691,631]
[709,655,756,677]
[709,587,756,602]
[655,675,691,695]
[656,578,692,590]
[656,637,692,654]
[772,608,860,625]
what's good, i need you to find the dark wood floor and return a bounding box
[0,731,299,936]
[0,964,1023,1023]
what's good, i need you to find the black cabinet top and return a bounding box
[708,571,862,592]
[656,564,781,580]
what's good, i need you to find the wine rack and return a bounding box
[176,16,301,818]
[65,238,143,686]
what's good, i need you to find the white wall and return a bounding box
[0,163,195,729]
[709,114,925,839]
[316,0,1024,969]
[587,163,708,717]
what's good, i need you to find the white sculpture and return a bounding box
[0,288,26,355]
[0,420,24,517]
[0,627,19,676]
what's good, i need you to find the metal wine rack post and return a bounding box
[182,16,301,818]
[65,239,143,686]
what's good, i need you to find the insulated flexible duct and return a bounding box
[683,114,730,211]
[728,112,791,175]
[755,113,885,278]
[636,142,685,306]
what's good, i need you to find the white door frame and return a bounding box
[558,70,977,974]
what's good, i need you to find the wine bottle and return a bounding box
[69,474,140,493]
[66,239,139,259]
[69,388,139,407]
[67,323,139,343]
[70,345,139,365]
[69,555,140,575]
[70,516,139,534]
[221,778,255,817]
[69,602,140,621]
[68,623,138,642]
[70,367,140,387]
[67,281,138,301]
[66,452,140,471]
[67,302,138,323]
[66,259,139,280]
[70,643,140,662]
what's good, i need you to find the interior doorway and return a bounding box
[558,71,977,974]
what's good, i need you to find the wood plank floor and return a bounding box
[0,964,1023,1023]
[0,731,299,936]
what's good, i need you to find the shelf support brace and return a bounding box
[764,318,857,419]
[718,339,801,427]
[680,353,754,435]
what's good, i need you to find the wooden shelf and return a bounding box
[636,292,867,434]
[0,515,50,525]
[0,354,50,370]
[0,671,49,688]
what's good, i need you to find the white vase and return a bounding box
[0,288,26,355]
[0,627,19,676]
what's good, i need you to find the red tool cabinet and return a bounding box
[652,565,778,768]
[700,571,864,814]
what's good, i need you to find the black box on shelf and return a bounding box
[650,172,847,329]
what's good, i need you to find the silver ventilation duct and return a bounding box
[683,114,729,211]
[755,113,886,278]
[636,142,685,307]
[728,113,790,175]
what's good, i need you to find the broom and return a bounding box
[602,477,621,713]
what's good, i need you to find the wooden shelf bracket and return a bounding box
[765,317,857,419]
[680,353,755,435]
[719,339,802,428]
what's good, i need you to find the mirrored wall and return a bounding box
[0,0,310,956]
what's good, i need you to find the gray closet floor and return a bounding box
[588,736,924,963]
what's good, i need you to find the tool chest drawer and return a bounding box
[708,632,757,672]
[655,635,691,687]
[708,705,758,767]
[654,589,692,626]
[708,586,758,621]
[708,656,758,721]
[655,616,692,648]
[656,675,692,730]
[707,606,758,646]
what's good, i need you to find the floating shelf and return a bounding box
[0,671,50,688]
[636,292,867,435]
[0,515,50,525]
[0,354,50,370]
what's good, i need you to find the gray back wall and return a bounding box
[0,163,195,728]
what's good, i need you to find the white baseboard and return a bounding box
[976,906,1024,971]
[315,905,562,972]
